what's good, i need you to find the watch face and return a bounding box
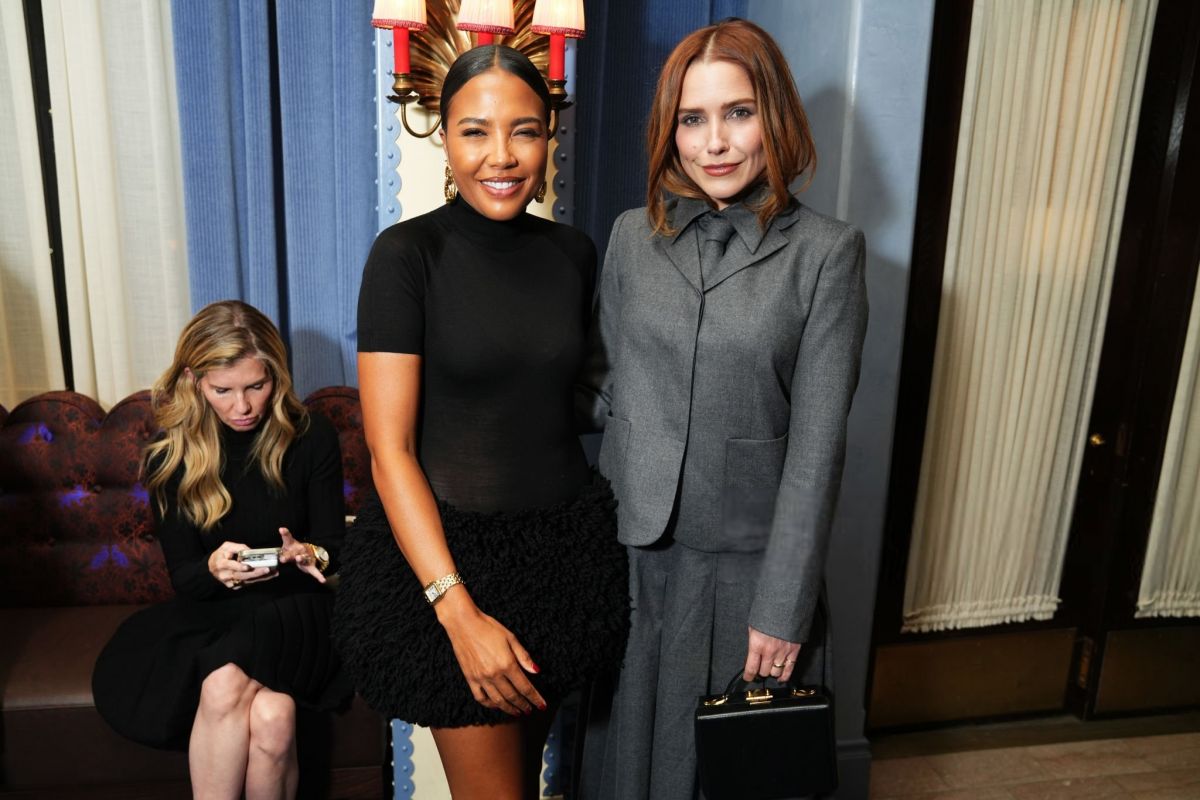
[424,585,439,603]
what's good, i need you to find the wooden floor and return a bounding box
[870,713,1200,799]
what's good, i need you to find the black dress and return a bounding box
[91,413,351,750]
[334,197,630,727]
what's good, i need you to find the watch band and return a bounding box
[305,543,330,573]
[423,572,465,605]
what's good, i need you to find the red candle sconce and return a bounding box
[371,0,584,138]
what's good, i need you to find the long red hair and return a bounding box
[646,18,816,235]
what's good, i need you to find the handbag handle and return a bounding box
[721,671,766,697]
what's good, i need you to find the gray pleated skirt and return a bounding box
[580,538,830,800]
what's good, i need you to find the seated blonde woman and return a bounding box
[92,300,350,800]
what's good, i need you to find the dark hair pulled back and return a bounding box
[439,45,552,128]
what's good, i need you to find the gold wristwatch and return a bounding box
[306,543,330,573]
[423,572,465,605]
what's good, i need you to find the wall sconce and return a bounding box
[371,0,584,138]
[531,0,583,116]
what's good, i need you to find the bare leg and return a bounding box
[433,722,524,800]
[245,689,299,800]
[432,705,558,800]
[189,664,261,800]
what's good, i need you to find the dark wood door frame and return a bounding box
[863,0,1086,732]
[1060,0,1200,718]
[869,0,1083,647]
[868,0,1200,730]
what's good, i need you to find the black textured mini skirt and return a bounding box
[332,473,630,727]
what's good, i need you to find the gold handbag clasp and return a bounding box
[702,695,728,707]
[745,687,773,704]
[791,688,816,698]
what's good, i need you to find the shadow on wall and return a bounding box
[800,85,899,232]
[798,83,916,800]
[289,328,351,399]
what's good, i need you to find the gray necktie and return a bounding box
[697,212,736,288]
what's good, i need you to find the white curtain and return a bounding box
[41,0,190,408]
[1137,265,1200,618]
[0,0,65,409]
[902,0,1156,633]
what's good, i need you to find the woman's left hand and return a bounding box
[277,527,326,584]
[744,626,802,684]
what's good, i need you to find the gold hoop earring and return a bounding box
[534,181,547,204]
[444,163,457,203]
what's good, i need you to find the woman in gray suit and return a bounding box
[580,17,868,799]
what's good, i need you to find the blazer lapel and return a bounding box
[657,227,704,292]
[703,227,787,292]
[656,193,804,292]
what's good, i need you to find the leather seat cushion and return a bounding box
[0,606,383,788]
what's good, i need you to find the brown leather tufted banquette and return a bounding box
[0,387,384,798]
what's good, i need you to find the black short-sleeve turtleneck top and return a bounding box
[358,197,596,513]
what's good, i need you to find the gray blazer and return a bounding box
[580,195,868,643]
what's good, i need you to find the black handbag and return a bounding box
[694,672,837,799]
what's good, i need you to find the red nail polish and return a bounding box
[530,662,541,674]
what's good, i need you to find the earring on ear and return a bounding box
[444,163,457,203]
[534,181,547,204]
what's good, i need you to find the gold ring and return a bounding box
[772,662,785,669]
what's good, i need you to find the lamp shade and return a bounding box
[531,0,585,38]
[457,0,515,34]
[372,0,427,30]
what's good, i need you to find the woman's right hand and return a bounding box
[435,591,546,716]
[207,541,273,590]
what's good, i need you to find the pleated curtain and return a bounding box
[0,0,64,409]
[37,0,191,408]
[1137,265,1200,618]
[171,0,377,395]
[902,0,1156,633]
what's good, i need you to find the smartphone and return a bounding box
[238,547,282,569]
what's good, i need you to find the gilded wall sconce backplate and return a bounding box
[407,0,549,113]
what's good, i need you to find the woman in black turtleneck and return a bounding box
[92,300,348,799]
[333,46,628,799]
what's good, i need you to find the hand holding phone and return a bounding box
[209,541,275,590]
[238,547,282,569]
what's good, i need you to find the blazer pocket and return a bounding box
[721,433,789,550]
[600,415,685,547]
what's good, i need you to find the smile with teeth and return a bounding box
[481,178,524,193]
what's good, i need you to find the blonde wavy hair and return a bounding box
[144,300,309,531]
